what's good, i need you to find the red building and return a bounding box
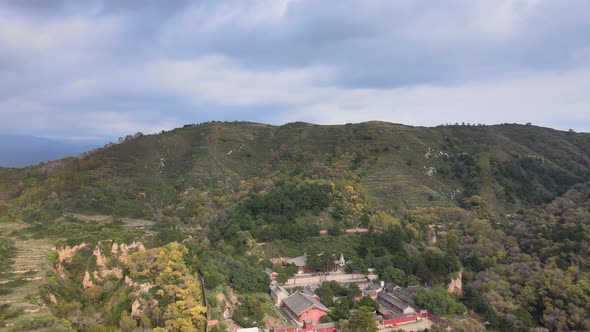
[380,311,430,327]
[282,291,331,324]
[265,268,278,280]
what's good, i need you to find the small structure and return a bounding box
[354,281,384,300]
[363,281,384,299]
[265,268,278,280]
[286,255,311,274]
[334,253,346,269]
[282,291,331,324]
[271,284,289,306]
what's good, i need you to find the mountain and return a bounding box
[3,121,589,214]
[1,121,590,331]
[0,135,105,168]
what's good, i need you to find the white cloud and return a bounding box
[144,56,590,131]
[0,9,120,58]
[4,52,590,138]
[1,0,590,139]
[148,56,334,107]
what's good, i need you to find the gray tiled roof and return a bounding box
[395,285,419,297]
[378,304,395,316]
[382,312,407,320]
[282,291,330,316]
[302,287,316,297]
[368,283,383,290]
[393,286,418,305]
[313,322,337,329]
[378,292,412,311]
[286,255,307,267]
[271,284,288,296]
[273,325,298,330]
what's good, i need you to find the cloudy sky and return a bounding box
[1,0,590,141]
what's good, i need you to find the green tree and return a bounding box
[330,299,352,320]
[349,306,378,332]
[231,264,270,293]
[232,296,265,328]
[380,266,406,285]
[413,288,466,315]
[316,283,336,307]
[357,296,379,311]
[274,263,297,284]
[307,252,336,272]
[119,311,137,332]
[47,251,59,266]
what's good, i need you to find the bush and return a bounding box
[413,288,466,315]
[231,265,270,293]
[232,296,264,328]
[11,315,56,331]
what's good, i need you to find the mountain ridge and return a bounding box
[2,121,590,216]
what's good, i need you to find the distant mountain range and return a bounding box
[0,135,106,168]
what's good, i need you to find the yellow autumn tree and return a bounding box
[369,211,400,229]
[127,243,207,331]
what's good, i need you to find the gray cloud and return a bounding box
[0,0,589,140]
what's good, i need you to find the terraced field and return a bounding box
[0,221,54,330]
[361,154,454,210]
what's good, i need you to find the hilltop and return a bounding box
[2,121,589,217]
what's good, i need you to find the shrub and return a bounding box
[11,315,56,331]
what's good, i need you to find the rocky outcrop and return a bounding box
[58,240,147,288]
[448,271,463,295]
[116,241,145,264]
[56,243,88,278]
[82,271,95,288]
[92,243,123,281]
[124,275,153,294]
[131,298,158,317]
[57,243,87,263]
[131,299,143,317]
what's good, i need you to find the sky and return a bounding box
[1,0,590,142]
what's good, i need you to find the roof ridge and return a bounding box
[283,291,330,315]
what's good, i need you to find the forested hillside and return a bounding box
[1,121,589,331]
